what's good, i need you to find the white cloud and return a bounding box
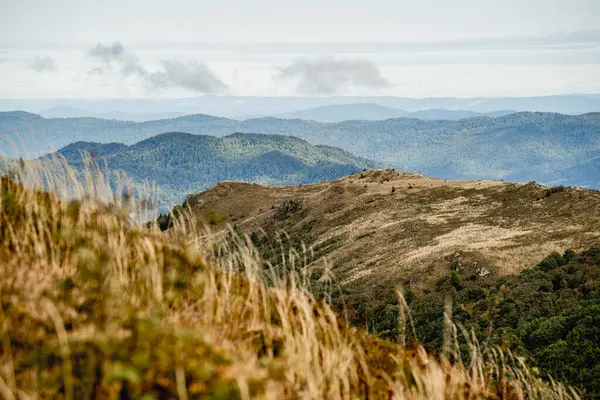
[2,43,600,98]
[87,42,227,94]
[147,60,227,93]
[279,57,391,94]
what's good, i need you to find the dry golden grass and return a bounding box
[185,169,600,294]
[0,161,581,399]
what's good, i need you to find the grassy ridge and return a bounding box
[181,170,600,397]
[0,163,580,399]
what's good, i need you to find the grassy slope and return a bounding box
[182,169,600,398]
[0,167,577,399]
[184,169,600,294]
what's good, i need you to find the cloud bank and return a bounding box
[280,57,391,94]
[88,42,227,94]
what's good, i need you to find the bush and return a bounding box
[538,252,567,272]
[544,185,567,197]
[273,199,301,220]
[451,270,462,289]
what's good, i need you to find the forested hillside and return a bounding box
[2,111,599,188]
[398,248,600,398]
[39,132,375,207]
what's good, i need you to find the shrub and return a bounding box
[273,198,301,220]
[407,248,600,398]
[451,270,462,289]
[544,185,567,197]
[538,252,567,272]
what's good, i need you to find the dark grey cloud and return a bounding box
[280,57,391,94]
[88,42,226,93]
[30,56,57,72]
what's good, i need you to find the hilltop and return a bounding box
[185,169,600,295]
[275,103,410,121]
[2,111,599,189]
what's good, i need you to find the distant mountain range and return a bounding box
[37,106,188,122]
[30,103,516,123]
[274,103,515,122]
[2,110,599,189]
[1,94,600,119]
[39,132,375,208]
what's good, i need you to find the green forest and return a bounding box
[40,132,375,207]
[338,248,600,398]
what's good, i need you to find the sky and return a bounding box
[1,0,600,98]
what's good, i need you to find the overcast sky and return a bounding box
[1,0,600,98]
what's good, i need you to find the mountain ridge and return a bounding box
[182,170,600,361]
[180,170,600,398]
